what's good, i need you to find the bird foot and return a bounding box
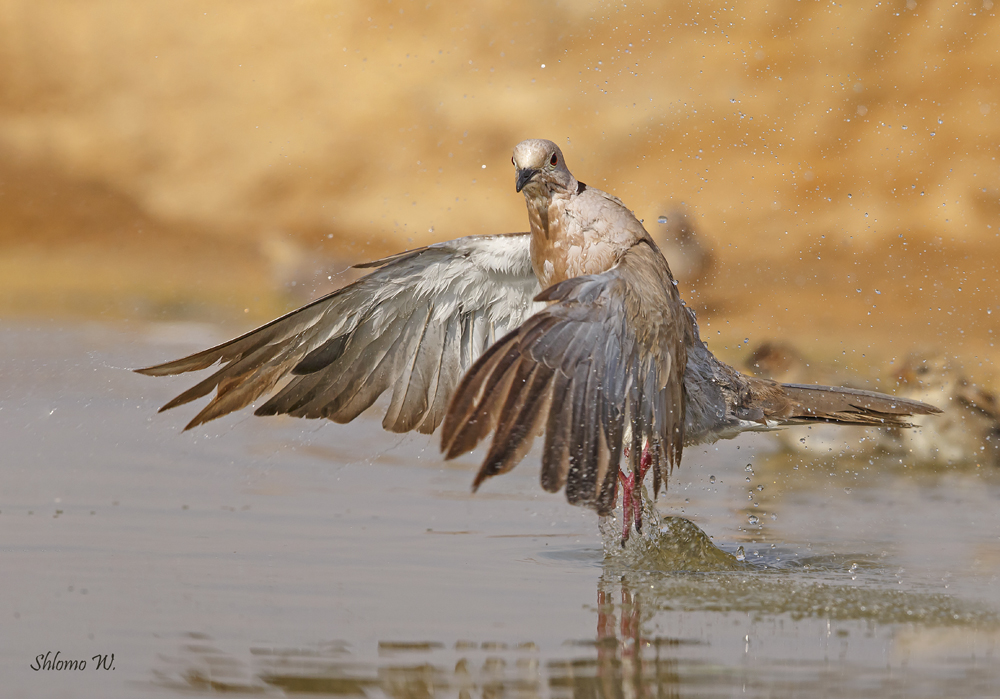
[617,443,653,545]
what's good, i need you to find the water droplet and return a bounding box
[657,215,668,224]
[709,475,716,484]
[735,546,746,561]
[757,484,764,492]
[748,515,759,525]
[745,464,754,473]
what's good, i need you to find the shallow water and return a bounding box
[2,321,999,698]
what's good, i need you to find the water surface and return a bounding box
[2,322,998,698]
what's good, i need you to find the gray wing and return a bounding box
[136,233,543,434]
[440,241,692,515]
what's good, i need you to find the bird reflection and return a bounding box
[151,552,991,699]
[151,578,689,699]
[594,579,681,699]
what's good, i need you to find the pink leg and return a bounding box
[632,444,653,534]
[617,442,653,544]
[617,469,633,543]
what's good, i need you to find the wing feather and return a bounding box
[383,305,436,432]
[540,371,574,493]
[137,233,543,434]
[442,241,692,514]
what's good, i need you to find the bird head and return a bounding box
[893,351,957,392]
[512,139,576,194]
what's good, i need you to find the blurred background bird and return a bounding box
[879,351,1000,467]
[746,342,1000,468]
[651,207,714,288]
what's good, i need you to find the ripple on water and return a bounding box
[596,487,997,628]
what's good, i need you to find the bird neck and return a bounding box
[524,188,574,288]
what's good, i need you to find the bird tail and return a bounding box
[754,380,941,428]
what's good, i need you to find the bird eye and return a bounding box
[550,154,558,166]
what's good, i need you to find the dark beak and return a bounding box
[515,167,538,193]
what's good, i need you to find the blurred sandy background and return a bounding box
[0,0,997,370]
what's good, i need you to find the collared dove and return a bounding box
[137,138,940,543]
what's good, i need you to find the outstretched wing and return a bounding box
[440,241,692,515]
[136,233,543,434]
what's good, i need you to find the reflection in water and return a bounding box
[152,516,997,698]
[585,583,688,699]
[154,623,693,699]
[154,635,545,697]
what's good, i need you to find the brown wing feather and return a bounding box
[441,241,692,515]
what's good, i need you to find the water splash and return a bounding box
[599,485,747,571]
